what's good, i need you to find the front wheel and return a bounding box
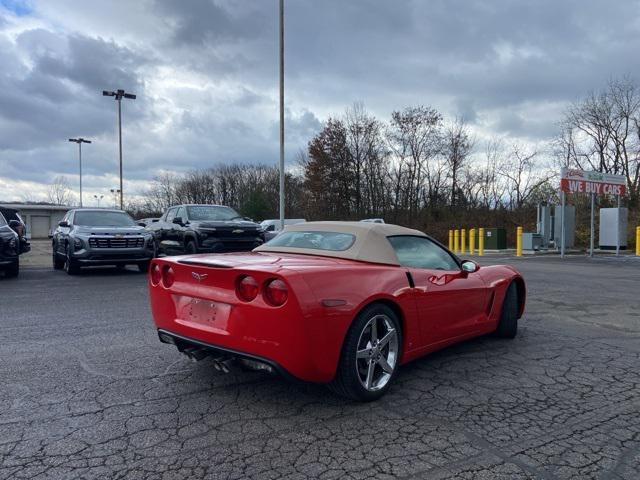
[138,261,150,273]
[52,245,64,270]
[329,303,402,402]
[64,245,80,275]
[5,258,19,278]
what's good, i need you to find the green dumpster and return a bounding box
[483,228,507,250]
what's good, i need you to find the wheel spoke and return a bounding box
[357,348,372,359]
[378,355,393,373]
[370,318,378,343]
[367,361,376,389]
[365,360,376,389]
[378,329,396,348]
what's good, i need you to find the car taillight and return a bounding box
[150,264,161,285]
[162,266,175,288]
[264,279,288,306]
[236,275,259,301]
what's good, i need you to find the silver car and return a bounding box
[52,209,154,275]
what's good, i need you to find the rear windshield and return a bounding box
[187,206,241,221]
[265,231,355,251]
[74,211,136,227]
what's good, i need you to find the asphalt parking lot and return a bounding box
[1,253,639,479]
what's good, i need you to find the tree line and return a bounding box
[136,77,639,243]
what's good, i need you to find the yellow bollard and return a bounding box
[454,229,460,253]
[461,229,466,254]
[636,226,640,256]
[470,228,476,255]
[448,230,453,251]
[478,228,485,256]
[516,226,523,257]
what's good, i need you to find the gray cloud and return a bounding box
[1,0,639,201]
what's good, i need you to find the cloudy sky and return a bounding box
[0,0,639,205]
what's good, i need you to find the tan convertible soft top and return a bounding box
[253,221,427,265]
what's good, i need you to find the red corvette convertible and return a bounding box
[148,222,525,401]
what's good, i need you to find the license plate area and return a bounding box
[174,295,231,334]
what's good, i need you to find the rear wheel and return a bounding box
[5,258,19,278]
[329,303,401,402]
[495,282,518,338]
[64,244,80,275]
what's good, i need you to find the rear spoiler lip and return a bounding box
[177,259,233,268]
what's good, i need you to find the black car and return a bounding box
[52,209,154,275]
[146,204,265,256]
[0,207,30,254]
[0,212,20,277]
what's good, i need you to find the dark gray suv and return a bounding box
[52,209,154,275]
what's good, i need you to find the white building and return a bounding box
[0,204,72,239]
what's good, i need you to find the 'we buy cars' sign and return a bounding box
[560,168,626,196]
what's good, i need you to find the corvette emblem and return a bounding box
[191,272,208,282]
[232,229,244,234]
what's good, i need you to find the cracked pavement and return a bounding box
[1,255,639,479]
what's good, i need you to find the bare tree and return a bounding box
[443,117,474,207]
[498,145,551,209]
[47,176,75,206]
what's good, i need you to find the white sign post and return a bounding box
[560,168,627,258]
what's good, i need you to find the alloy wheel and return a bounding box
[355,314,399,391]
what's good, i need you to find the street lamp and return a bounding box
[93,194,104,207]
[102,89,136,210]
[278,0,285,230]
[68,138,92,207]
[110,189,121,208]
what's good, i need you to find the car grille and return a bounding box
[88,237,145,248]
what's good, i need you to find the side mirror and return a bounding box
[244,217,253,222]
[461,260,480,273]
[266,225,275,232]
[8,219,21,229]
[137,221,147,227]
[172,217,183,225]
[58,220,70,228]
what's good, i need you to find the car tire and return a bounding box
[328,303,402,402]
[52,245,64,270]
[5,258,19,278]
[64,244,80,275]
[138,261,150,273]
[495,282,518,339]
[185,240,197,254]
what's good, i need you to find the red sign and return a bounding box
[560,168,626,196]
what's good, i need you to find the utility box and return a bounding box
[553,204,575,249]
[599,208,628,250]
[537,203,552,247]
[483,228,507,250]
[522,233,543,251]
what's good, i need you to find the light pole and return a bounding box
[93,194,104,207]
[110,189,121,208]
[278,0,285,230]
[102,89,136,210]
[68,138,91,207]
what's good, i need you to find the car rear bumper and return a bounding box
[157,329,297,381]
[0,257,17,266]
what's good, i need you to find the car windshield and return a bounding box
[187,206,241,221]
[265,231,355,251]
[74,211,136,227]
